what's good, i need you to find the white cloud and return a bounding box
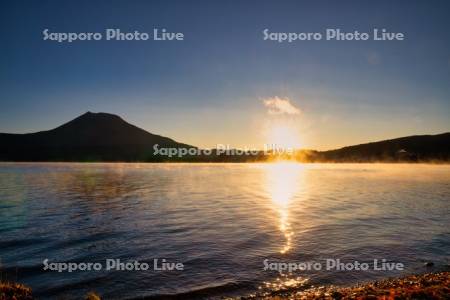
[263,96,301,115]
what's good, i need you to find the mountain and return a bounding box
[0,112,193,161]
[317,133,450,162]
[0,112,449,162]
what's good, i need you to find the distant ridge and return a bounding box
[0,112,192,161]
[318,133,450,162]
[0,112,449,162]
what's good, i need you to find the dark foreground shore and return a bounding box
[1,272,449,300]
[252,272,449,300]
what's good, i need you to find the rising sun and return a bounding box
[266,123,302,150]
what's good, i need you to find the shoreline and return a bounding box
[247,272,450,300]
[2,272,449,299]
[1,161,450,164]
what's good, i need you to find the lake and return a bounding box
[0,163,449,299]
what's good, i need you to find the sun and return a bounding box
[266,123,301,149]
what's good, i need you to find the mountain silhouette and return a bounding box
[0,112,193,161]
[0,112,449,162]
[318,133,450,162]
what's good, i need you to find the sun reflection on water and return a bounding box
[261,273,309,290]
[265,162,304,254]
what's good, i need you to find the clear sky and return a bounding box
[1,0,449,150]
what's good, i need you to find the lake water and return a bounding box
[0,163,449,299]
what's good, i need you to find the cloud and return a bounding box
[263,96,301,115]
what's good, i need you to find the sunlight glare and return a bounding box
[265,123,301,150]
[265,162,304,254]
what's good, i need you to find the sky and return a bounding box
[0,0,449,150]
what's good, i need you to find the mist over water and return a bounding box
[0,163,449,299]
